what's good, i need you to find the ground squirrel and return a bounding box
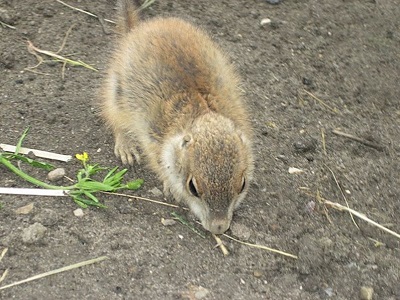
[99,0,254,234]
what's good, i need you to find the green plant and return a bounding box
[0,129,143,208]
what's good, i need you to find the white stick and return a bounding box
[0,144,72,162]
[0,188,68,196]
[325,200,400,240]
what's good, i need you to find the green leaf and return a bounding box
[71,193,106,208]
[103,166,119,181]
[85,164,105,176]
[75,180,115,192]
[83,190,100,203]
[10,154,55,171]
[72,196,89,208]
[125,179,144,190]
[103,168,128,187]
[15,127,30,155]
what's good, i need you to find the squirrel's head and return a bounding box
[161,113,253,234]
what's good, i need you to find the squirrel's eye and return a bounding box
[239,177,246,194]
[188,177,199,198]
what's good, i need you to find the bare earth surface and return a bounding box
[1,0,399,299]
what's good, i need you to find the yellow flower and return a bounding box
[75,152,89,162]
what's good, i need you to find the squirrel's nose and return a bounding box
[209,218,230,234]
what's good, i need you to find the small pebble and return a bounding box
[260,18,271,26]
[149,187,163,197]
[360,286,373,300]
[33,208,59,226]
[161,218,176,226]
[42,8,55,18]
[47,168,66,182]
[0,8,13,24]
[73,208,84,217]
[288,167,304,174]
[22,223,47,244]
[15,203,34,215]
[194,286,210,299]
[302,77,313,86]
[293,138,317,153]
[324,287,334,297]
[253,270,264,278]
[230,223,251,241]
[0,51,15,69]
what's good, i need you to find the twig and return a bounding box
[107,191,296,258]
[0,269,8,284]
[0,21,16,29]
[324,200,400,240]
[0,248,7,263]
[0,248,9,284]
[325,165,359,229]
[223,234,298,259]
[212,234,229,256]
[316,189,332,223]
[26,40,98,73]
[55,0,115,24]
[300,189,400,241]
[332,129,385,152]
[0,144,72,162]
[321,128,327,155]
[101,191,187,209]
[303,89,338,114]
[0,256,108,291]
[0,188,68,196]
[57,24,76,54]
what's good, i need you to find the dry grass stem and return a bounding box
[56,0,115,24]
[107,191,295,257]
[303,89,338,114]
[324,201,400,240]
[57,24,76,54]
[0,143,72,162]
[0,188,67,196]
[140,0,157,10]
[0,248,8,284]
[23,69,52,76]
[212,234,229,256]
[0,248,7,263]
[0,269,8,284]
[0,21,16,29]
[332,129,385,152]
[223,234,298,259]
[101,191,188,210]
[56,0,155,22]
[321,128,327,155]
[301,189,400,240]
[0,256,109,291]
[26,40,98,78]
[367,237,385,247]
[316,189,332,223]
[325,165,359,228]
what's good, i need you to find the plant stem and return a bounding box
[0,155,74,190]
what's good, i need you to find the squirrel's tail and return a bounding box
[116,0,141,34]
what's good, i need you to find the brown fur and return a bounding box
[99,0,254,234]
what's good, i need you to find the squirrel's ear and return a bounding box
[181,134,192,148]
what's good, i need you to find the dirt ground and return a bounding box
[1,0,399,299]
